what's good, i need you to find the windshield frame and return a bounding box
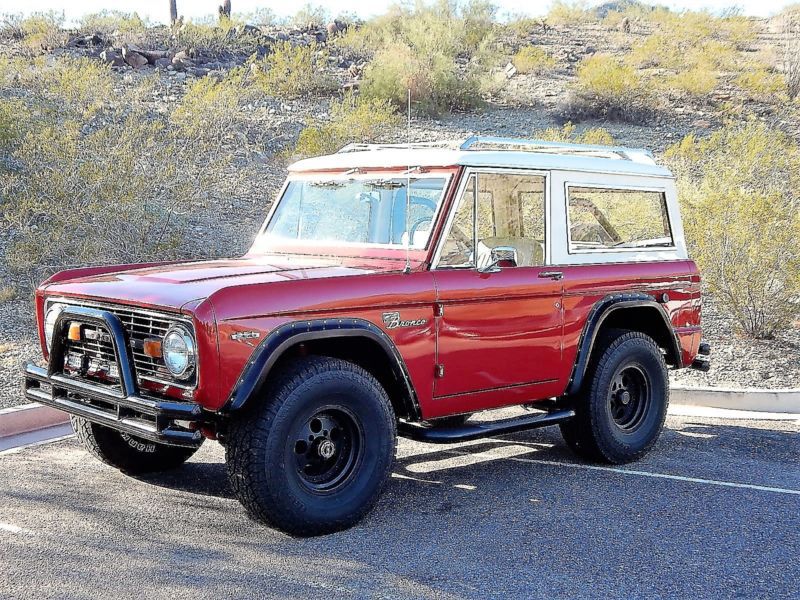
[249,168,456,259]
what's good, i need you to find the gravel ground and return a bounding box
[1,414,798,599]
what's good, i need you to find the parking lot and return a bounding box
[1,412,798,600]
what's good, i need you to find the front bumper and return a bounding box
[23,305,204,447]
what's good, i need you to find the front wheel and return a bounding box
[226,356,396,536]
[71,417,202,474]
[560,331,668,464]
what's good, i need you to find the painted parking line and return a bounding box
[440,449,800,496]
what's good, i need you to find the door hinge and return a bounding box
[435,364,445,378]
[434,303,444,317]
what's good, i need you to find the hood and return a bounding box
[42,254,408,312]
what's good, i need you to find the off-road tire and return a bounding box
[71,416,202,474]
[226,356,397,537]
[560,330,668,464]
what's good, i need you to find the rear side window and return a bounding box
[566,186,673,252]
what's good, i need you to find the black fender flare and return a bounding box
[565,293,681,396]
[221,317,421,420]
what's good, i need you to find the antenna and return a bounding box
[403,88,412,275]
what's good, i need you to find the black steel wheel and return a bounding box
[226,356,396,536]
[560,330,668,464]
[291,407,364,492]
[608,365,651,431]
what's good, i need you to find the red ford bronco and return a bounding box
[24,137,709,536]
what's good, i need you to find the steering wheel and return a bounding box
[408,216,433,243]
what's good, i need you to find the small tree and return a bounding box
[665,122,800,339]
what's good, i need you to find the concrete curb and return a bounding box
[671,385,800,414]
[0,403,70,438]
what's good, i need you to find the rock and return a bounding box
[276,32,290,42]
[188,67,210,78]
[99,49,125,67]
[692,119,712,129]
[71,33,103,47]
[154,57,172,69]
[122,46,149,69]
[138,49,170,64]
[504,62,518,79]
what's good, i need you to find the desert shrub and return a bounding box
[512,46,556,75]
[535,122,615,145]
[338,1,500,114]
[0,286,16,303]
[251,41,336,99]
[291,3,329,29]
[735,69,787,100]
[664,67,718,97]
[171,69,251,142]
[172,18,263,57]
[79,11,146,36]
[665,122,800,339]
[292,94,400,157]
[562,53,651,122]
[19,11,67,53]
[361,42,488,115]
[546,1,595,26]
[0,56,247,286]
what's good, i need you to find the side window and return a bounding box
[438,172,547,268]
[475,173,546,268]
[566,187,673,251]
[438,175,475,267]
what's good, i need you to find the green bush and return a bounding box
[79,10,146,35]
[512,46,556,75]
[292,94,400,158]
[561,54,652,122]
[535,122,615,145]
[339,1,500,115]
[0,56,248,286]
[736,69,787,100]
[19,11,67,53]
[171,69,252,142]
[291,3,328,29]
[665,122,800,339]
[546,1,595,26]
[251,41,336,99]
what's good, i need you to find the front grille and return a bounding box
[48,299,196,390]
[110,305,179,386]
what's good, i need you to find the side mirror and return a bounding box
[478,246,518,274]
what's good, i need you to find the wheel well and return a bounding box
[596,306,679,367]
[267,336,416,420]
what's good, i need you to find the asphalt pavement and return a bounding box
[1,413,798,599]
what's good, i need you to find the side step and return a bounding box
[398,408,575,444]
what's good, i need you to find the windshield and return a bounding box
[260,176,448,249]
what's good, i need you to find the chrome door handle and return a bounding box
[538,271,563,280]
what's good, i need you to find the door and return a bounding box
[431,169,564,405]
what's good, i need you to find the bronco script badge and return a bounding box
[382,312,428,329]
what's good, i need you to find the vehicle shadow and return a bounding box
[135,415,800,504]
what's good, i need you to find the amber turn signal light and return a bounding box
[67,322,81,341]
[143,338,163,358]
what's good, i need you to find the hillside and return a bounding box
[1,4,799,407]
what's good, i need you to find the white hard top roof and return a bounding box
[288,136,673,178]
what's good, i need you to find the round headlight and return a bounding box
[44,303,65,351]
[163,325,196,380]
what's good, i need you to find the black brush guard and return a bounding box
[23,305,203,447]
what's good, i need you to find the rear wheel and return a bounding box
[560,331,668,464]
[226,356,396,536]
[71,417,202,474]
